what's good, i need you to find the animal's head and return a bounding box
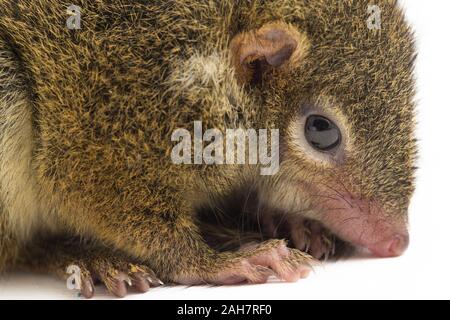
[230,1,417,257]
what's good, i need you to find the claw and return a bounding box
[125,277,133,287]
[130,272,151,293]
[284,216,336,260]
[81,277,95,299]
[105,277,128,298]
[146,276,163,286]
[116,271,133,286]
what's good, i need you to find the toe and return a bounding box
[309,222,326,259]
[130,272,151,293]
[209,262,273,285]
[290,219,309,251]
[262,215,278,238]
[103,271,130,298]
[275,245,314,282]
[244,240,315,283]
[80,275,95,299]
[243,265,273,284]
[129,264,163,288]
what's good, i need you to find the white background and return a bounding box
[0,0,449,300]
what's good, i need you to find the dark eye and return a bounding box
[305,115,341,152]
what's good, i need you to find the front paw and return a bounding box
[173,239,316,285]
[262,214,337,260]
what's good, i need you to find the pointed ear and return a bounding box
[230,21,310,85]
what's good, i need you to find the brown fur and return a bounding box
[0,0,416,295]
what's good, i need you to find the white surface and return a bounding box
[1,0,449,300]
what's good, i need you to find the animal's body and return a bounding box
[0,0,416,297]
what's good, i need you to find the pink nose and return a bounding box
[369,234,410,257]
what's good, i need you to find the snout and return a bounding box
[368,233,409,257]
[317,194,410,258]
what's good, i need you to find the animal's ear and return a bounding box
[230,21,310,85]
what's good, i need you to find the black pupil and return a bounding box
[305,115,341,152]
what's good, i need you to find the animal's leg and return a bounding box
[67,204,316,287]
